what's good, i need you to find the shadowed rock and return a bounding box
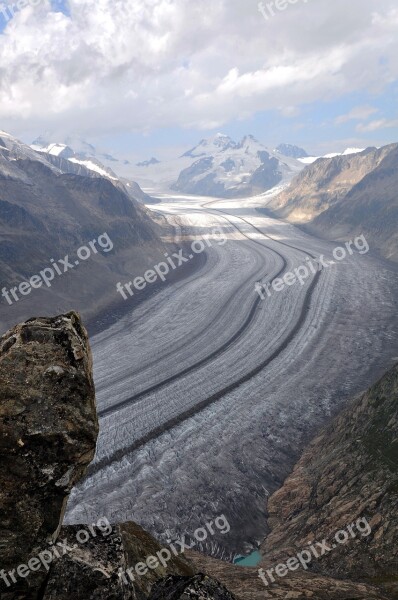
[0,312,98,598]
[148,573,236,600]
[41,522,195,600]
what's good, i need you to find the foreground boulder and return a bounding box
[0,313,98,598]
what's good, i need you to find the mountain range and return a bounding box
[31,134,372,201]
[131,135,371,198]
[170,134,305,197]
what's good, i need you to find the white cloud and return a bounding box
[335,105,379,124]
[0,0,398,137]
[357,118,398,132]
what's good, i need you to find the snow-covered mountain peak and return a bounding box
[31,141,74,159]
[275,143,309,159]
[31,136,121,181]
[182,133,237,158]
[237,134,265,154]
[170,134,306,198]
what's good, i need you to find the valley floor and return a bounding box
[66,191,398,558]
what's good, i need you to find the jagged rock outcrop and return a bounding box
[41,522,195,600]
[148,573,236,600]
[0,312,98,598]
[260,363,398,597]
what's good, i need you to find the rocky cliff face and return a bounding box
[0,313,235,600]
[40,522,195,600]
[310,145,398,262]
[267,145,393,222]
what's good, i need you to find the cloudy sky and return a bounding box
[0,0,397,159]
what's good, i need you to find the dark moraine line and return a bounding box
[97,239,266,395]
[89,211,321,476]
[98,215,287,418]
[89,264,321,476]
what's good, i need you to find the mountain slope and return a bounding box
[261,362,398,597]
[310,144,398,261]
[32,136,156,204]
[266,143,398,261]
[0,131,175,334]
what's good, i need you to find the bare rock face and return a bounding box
[0,312,98,598]
[260,363,398,597]
[148,573,236,600]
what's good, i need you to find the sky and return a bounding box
[0,0,398,161]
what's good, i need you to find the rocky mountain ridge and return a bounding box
[31,136,155,204]
[265,143,398,262]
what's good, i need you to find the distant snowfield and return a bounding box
[67,189,398,558]
[68,157,119,180]
[298,147,366,164]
